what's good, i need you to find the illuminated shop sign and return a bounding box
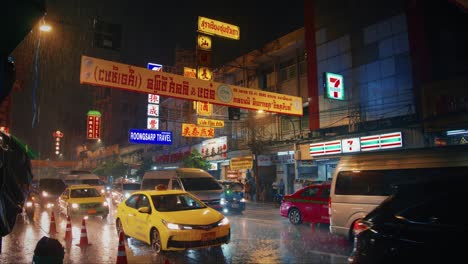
[181,123,215,138]
[147,62,162,71]
[184,67,197,79]
[324,72,344,100]
[197,118,224,128]
[310,132,402,156]
[86,110,101,139]
[197,34,212,51]
[198,16,240,40]
[128,129,172,145]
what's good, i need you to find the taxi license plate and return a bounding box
[201,232,216,241]
[87,209,97,214]
[231,203,239,208]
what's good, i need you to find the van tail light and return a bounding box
[353,219,372,236]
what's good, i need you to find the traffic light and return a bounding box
[228,107,240,120]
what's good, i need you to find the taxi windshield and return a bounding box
[70,188,101,198]
[152,194,206,212]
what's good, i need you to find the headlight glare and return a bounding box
[220,198,226,205]
[72,203,79,209]
[162,219,180,230]
[42,191,48,197]
[218,217,229,226]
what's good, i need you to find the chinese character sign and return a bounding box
[196,101,212,116]
[148,94,160,104]
[181,123,214,138]
[147,104,159,117]
[86,110,101,139]
[147,117,159,130]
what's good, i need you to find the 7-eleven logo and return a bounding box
[325,72,344,100]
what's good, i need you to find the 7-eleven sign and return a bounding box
[324,72,345,100]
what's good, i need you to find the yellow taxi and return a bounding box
[115,188,230,253]
[58,184,109,219]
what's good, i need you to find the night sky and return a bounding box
[119,0,305,67]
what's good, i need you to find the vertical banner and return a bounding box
[86,110,101,139]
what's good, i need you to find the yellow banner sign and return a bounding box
[197,118,224,128]
[197,34,212,51]
[198,16,240,40]
[230,156,253,170]
[196,101,212,116]
[183,67,197,79]
[181,123,215,138]
[80,56,303,116]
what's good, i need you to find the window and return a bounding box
[320,187,331,198]
[180,177,223,191]
[335,167,468,196]
[141,179,170,190]
[125,194,139,209]
[136,195,150,209]
[302,187,319,198]
[172,180,182,190]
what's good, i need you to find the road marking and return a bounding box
[308,249,348,258]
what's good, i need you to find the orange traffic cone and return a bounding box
[116,231,128,264]
[76,218,91,247]
[64,215,72,242]
[49,211,57,235]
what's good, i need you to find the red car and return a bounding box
[280,182,331,225]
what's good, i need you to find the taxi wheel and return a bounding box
[150,228,163,253]
[288,208,303,225]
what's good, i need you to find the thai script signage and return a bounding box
[230,156,253,170]
[80,56,302,116]
[198,16,240,40]
[197,118,224,128]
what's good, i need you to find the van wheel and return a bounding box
[288,208,302,225]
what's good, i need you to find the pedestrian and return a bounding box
[32,236,64,264]
[278,179,285,195]
[244,181,251,200]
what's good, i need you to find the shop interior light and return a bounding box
[446,129,468,136]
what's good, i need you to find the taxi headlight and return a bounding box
[162,219,180,230]
[103,201,108,207]
[26,201,33,207]
[101,189,105,194]
[124,193,130,198]
[218,217,229,226]
[220,198,226,205]
[42,191,48,197]
[240,198,246,202]
[71,203,79,209]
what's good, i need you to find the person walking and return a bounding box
[277,179,285,195]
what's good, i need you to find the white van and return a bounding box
[141,168,223,211]
[63,170,106,195]
[329,145,468,242]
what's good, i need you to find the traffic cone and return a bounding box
[64,215,72,242]
[116,231,128,264]
[49,211,57,235]
[76,218,91,247]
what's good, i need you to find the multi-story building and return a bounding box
[209,0,468,196]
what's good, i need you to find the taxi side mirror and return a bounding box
[138,206,150,214]
[61,195,68,200]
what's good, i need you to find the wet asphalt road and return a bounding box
[0,200,350,264]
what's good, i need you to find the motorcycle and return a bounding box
[274,193,284,208]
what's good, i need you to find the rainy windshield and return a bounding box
[152,194,206,212]
[70,188,101,198]
[141,179,170,190]
[220,182,244,192]
[38,179,66,194]
[122,183,141,191]
[180,177,223,191]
